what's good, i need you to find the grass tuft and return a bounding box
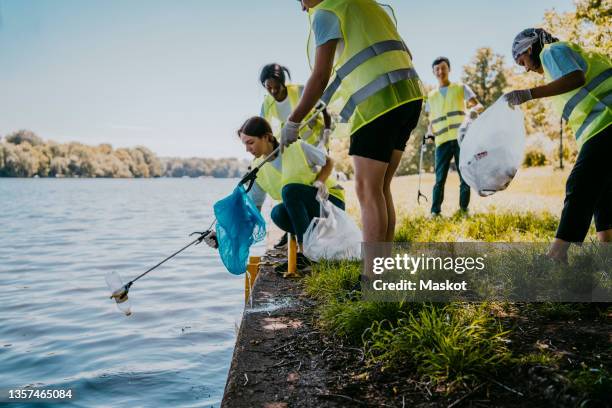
[364,303,511,388]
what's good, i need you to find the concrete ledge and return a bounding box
[221,253,343,408]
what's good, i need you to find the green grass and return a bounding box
[514,351,561,366]
[394,211,559,242]
[303,210,609,397]
[304,260,361,303]
[318,300,416,345]
[364,304,511,388]
[305,260,419,344]
[568,365,612,402]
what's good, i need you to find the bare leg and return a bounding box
[383,150,403,242]
[353,155,389,243]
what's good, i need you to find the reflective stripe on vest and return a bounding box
[262,84,325,146]
[321,39,409,105]
[541,42,612,149]
[338,68,419,122]
[311,0,424,135]
[427,83,465,146]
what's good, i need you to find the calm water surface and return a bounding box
[0,178,261,407]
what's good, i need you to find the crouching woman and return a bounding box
[238,116,345,272]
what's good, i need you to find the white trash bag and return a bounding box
[458,97,526,196]
[303,196,361,261]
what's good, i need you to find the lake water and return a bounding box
[0,178,264,407]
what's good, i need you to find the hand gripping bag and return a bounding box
[303,196,361,261]
[458,98,526,196]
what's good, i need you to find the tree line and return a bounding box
[0,130,248,178]
[2,1,604,179]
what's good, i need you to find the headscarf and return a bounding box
[512,28,558,62]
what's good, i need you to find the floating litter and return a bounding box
[105,271,132,316]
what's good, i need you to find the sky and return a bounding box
[0,0,574,159]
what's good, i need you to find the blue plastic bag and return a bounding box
[213,185,266,275]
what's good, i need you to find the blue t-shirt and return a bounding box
[541,43,587,80]
[312,10,342,47]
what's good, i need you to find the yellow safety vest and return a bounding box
[427,83,466,147]
[252,141,345,202]
[253,159,282,202]
[541,42,611,149]
[310,0,424,135]
[261,84,325,146]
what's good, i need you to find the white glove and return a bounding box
[313,180,329,201]
[280,121,300,152]
[504,89,532,106]
[468,108,479,120]
[203,231,218,249]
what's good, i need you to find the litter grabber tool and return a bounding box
[107,102,327,313]
[106,220,216,315]
[417,134,432,204]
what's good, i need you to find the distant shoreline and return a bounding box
[1,130,249,179]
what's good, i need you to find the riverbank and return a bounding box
[223,210,611,407]
[221,248,354,408]
[223,251,611,407]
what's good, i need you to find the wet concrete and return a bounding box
[221,250,344,408]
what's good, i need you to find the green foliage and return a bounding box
[462,47,507,108]
[5,129,44,146]
[0,130,248,178]
[365,304,511,387]
[543,0,611,56]
[162,156,247,178]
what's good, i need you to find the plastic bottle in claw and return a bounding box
[106,271,132,316]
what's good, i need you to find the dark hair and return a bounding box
[531,29,559,69]
[237,116,279,149]
[432,56,450,69]
[259,63,291,86]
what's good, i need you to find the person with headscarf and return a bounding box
[504,28,611,263]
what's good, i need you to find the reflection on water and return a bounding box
[0,178,260,407]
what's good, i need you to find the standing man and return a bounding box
[427,57,484,217]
